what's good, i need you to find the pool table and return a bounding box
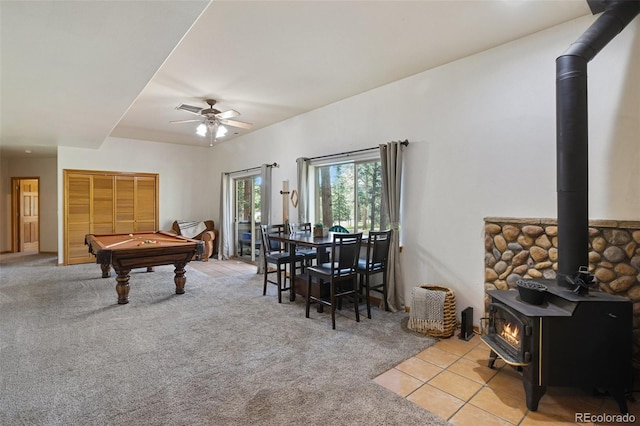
[85,231,204,304]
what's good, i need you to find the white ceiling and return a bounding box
[1,0,592,159]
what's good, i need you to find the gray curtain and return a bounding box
[257,164,273,274]
[380,141,407,312]
[296,157,310,224]
[219,172,232,260]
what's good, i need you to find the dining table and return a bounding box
[268,231,337,302]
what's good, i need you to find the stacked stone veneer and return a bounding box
[484,217,640,374]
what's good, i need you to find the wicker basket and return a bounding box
[408,285,457,338]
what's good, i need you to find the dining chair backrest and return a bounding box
[365,230,392,271]
[261,224,287,254]
[299,223,312,232]
[329,232,363,278]
[328,225,349,233]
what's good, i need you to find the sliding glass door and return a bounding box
[234,174,261,262]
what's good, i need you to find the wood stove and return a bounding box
[481,279,632,413]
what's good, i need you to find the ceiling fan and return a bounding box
[171,99,253,146]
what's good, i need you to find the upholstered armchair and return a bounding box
[170,220,217,261]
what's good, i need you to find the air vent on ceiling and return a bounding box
[176,103,203,114]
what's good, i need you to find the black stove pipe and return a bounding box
[556,0,640,284]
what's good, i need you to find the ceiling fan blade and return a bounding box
[215,109,240,120]
[175,103,203,115]
[170,119,201,124]
[219,118,253,129]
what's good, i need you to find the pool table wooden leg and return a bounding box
[174,262,186,294]
[115,269,131,304]
[100,263,111,278]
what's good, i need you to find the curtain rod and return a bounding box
[224,162,278,175]
[307,140,409,161]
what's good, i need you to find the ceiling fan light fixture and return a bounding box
[172,99,252,145]
[196,121,227,139]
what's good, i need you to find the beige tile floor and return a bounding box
[192,256,258,277]
[192,259,639,425]
[374,335,639,425]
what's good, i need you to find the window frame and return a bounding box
[307,150,385,233]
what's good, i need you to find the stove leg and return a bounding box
[523,380,546,411]
[488,350,498,369]
[609,388,629,414]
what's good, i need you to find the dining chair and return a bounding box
[357,230,392,318]
[261,224,305,303]
[295,222,317,267]
[305,232,363,329]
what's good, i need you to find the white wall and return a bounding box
[9,13,632,327]
[0,156,10,251]
[57,138,217,263]
[207,15,640,326]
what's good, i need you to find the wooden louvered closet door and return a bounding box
[64,170,158,265]
[134,176,157,232]
[65,173,92,264]
[92,175,115,235]
[115,176,135,234]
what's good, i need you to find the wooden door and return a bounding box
[19,179,39,252]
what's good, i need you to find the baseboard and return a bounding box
[0,250,57,255]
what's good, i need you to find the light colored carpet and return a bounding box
[0,253,447,425]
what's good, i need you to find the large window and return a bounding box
[312,160,388,232]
